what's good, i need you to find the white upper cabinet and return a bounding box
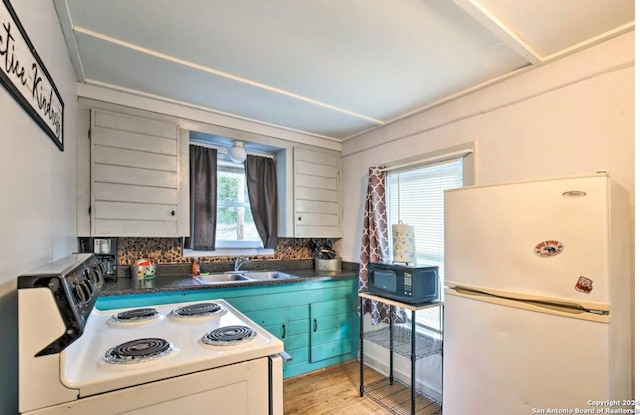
[89,109,189,237]
[292,147,341,238]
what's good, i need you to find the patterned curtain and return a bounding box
[358,166,405,324]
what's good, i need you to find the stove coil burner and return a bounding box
[202,325,257,346]
[110,307,160,323]
[103,338,173,364]
[170,302,225,318]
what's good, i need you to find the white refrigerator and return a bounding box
[442,173,633,414]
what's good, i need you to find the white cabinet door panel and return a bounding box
[295,160,338,179]
[295,174,337,191]
[293,147,341,238]
[296,213,339,227]
[294,148,338,167]
[93,146,177,172]
[295,200,338,215]
[94,164,177,188]
[295,187,337,203]
[92,128,177,155]
[90,109,187,237]
[94,183,177,205]
[94,110,177,139]
[94,201,177,221]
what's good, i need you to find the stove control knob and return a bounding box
[73,280,92,304]
[71,282,84,304]
[84,279,94,298]
[81,268,91,283]
[88,266,101,286]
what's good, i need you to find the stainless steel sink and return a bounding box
[195,273,251,284]
[195,271,298,284]
[242,271,298,280]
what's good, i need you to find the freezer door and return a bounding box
[443,292,613,414]
[444,175,609,307]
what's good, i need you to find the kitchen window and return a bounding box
[184,144,276,257]
[386,145,475,333]
[216,157,262,248]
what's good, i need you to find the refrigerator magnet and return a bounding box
[575,276,593,294]
[533,240,564,257]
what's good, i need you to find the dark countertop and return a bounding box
[101,261,359,296]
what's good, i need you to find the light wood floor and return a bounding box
[284,360,386,415]
[283,360,442,415]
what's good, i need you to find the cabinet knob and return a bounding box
[297,216,302,221]
[171,210,176,216]
[313,318,318,332]
[282,324,286,339]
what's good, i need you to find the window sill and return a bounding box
[183,248,275,258]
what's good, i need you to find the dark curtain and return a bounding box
[358,166,406,325]
[245,155,278,249]
[184,145,217,251]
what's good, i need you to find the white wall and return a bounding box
[0,1,79,413]
[339,31,634,263]
[340,32,634,400]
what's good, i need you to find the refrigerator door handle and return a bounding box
[447,286,610,318]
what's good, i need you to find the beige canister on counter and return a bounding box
[130,258,157,279]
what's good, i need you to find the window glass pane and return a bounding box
[217,172,240,202]
[216,159,261,243]
[387,159,463,333]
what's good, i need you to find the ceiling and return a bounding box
[54,0,634,142]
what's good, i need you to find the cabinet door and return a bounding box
[244,308,288,344]
[90,109,188,237]
[310,298,352,363]
[293,148,341,238]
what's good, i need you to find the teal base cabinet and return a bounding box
[310,299,352,363]
[96,278,359,379]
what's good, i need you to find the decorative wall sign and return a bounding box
[0,0,64,150]
[533,240,564,257]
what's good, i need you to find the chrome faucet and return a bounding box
[234,257,249,271]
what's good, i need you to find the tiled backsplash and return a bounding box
[117,237,333,265]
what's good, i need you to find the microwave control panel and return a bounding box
[404,272,412,295]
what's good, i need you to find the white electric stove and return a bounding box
[18,254,284,415]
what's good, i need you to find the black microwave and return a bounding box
[367,262,440,304]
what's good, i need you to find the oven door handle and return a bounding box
[278,351,292,362]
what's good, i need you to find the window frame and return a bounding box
[383,143,476,335]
